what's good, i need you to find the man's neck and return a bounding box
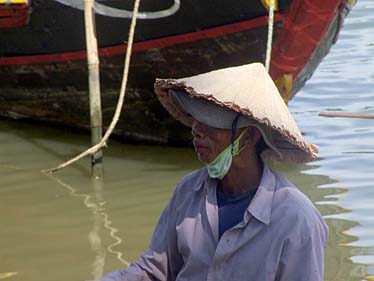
[219,157,263,194]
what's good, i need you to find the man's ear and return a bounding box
[243,127,261,147]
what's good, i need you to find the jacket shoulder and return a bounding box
[271,171,328,243]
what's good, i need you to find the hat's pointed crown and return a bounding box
[154,63,318,163]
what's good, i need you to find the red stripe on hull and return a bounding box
[270,0,344,80]
[0,14,283,66]
[0,4,29,28]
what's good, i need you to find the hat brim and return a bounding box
[171,89,251,129]
[154,63,319,163]
[170,89,283,160]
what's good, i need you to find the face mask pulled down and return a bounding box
[205,129,248,179]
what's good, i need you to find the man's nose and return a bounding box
[191,120,206,138]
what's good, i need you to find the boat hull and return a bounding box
[0,0,353,144]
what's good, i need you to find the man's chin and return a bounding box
[196,153,213,165]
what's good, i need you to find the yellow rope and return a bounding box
[0,272,18,280]
[102,0,140,142]
[265,0,275,72]
[44,0,141,173]
[0,0,27,4]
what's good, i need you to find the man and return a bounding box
[102,63,328,281]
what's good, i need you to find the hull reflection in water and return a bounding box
[0,272,18,280]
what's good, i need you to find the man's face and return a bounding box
[191,120,233,164]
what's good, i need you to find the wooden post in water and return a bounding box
[84,0,103,177]
[319,112,374,119]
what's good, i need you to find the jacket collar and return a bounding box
[195,166,276,225]
[246,165,276,225]
[192,167,212,191]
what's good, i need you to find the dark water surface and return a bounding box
[1,1,373,280]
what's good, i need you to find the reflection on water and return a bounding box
[288,0,374,279]
[0,117,370,281]
[271,163,371,280]
[45,174,110,280]
[0,0,373,280]
[0,273,18,280]
[0,120,199,281]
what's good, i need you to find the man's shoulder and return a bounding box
[271,170,327,233]
[272,170,315,209]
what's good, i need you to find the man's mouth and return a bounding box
[193,142,208,153]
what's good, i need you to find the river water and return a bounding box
[0,1,373,280]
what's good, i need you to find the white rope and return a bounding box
[265,0,275,72]
[43,0,140,173]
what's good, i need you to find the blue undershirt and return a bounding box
[216,186,258,239]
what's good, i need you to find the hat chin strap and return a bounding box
[233,113,283,160]
[230,114,241,154]
[252,125,283,160]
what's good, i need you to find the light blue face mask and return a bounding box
[205,128,248,179]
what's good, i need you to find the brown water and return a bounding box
[1,0,373,280]
[0,121,336,281]
[0,123,197,280]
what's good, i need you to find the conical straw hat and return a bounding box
[154,63,318,163]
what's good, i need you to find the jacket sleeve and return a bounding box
[275,221,328,281]
[101,187,183,281]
